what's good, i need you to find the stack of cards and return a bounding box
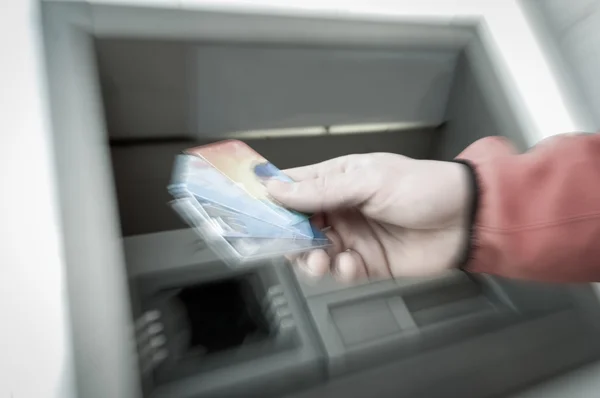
[168,139,331,266]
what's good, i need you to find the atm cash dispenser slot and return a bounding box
[126,243,325,398]
[137,275,275,382]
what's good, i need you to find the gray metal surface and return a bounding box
[284,310,600,398]
[513,360,600,398]
[42,4,142,398]
[303,272,517,377]
[187,45,455,137]
[88,4,473,48]
[436,38,528,160]
[97,40,458,139]
[125,229,325,398]
[143,268,325,398]
[123,229,221,278]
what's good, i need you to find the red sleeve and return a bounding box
[456,133,600,283]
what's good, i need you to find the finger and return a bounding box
[310,213,326,229]
[332,250,368,283]
[282,156,356,181]
[296,249,330,278]
[284,252,302,263]
[266,173,376,213]
[282,166,321,182]
[293,252,323,286]
[327,211,392,279]
[294,252,310,274]
[323,227,344,257]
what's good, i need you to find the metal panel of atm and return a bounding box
[42,3,600,398]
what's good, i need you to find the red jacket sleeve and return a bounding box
[456,133,600,283]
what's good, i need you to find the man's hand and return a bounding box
[266,153,471,282]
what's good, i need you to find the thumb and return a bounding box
[266,173,375,213]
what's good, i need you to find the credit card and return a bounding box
[169,154,288,227]
[185,140,309,226]
[169,154,314,238]
[197,198,315,239]
[224,235,330,260]
[170,198,329,266]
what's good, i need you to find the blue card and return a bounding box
[169,155,287,227]
[197,198,319,240]
[170,198,331,265]
[167,141,337,264]
[225,235,330,260]
[186,140,310,226]
[169,155,314,238]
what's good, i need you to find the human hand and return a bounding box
[266,153,472,282]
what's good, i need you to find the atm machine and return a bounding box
[40,2,600,398]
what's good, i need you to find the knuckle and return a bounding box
[309,176,332,211]
[345,154,371,171]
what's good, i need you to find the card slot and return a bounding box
[410,296,495,327]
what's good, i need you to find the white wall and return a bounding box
[0,1,76,398]
[525,0,600,129]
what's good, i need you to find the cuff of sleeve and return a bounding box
[450,160,480,271]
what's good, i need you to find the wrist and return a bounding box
[450,160,479,271]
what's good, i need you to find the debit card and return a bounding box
[169,154,289,227]
[169,198,330,266]
[197,198,315,239]
[185,140,309,226]
[224,235,331,260]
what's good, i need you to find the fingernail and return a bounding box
[333,257,355,283]
[301,259,319,276]
[297,252,323,278]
